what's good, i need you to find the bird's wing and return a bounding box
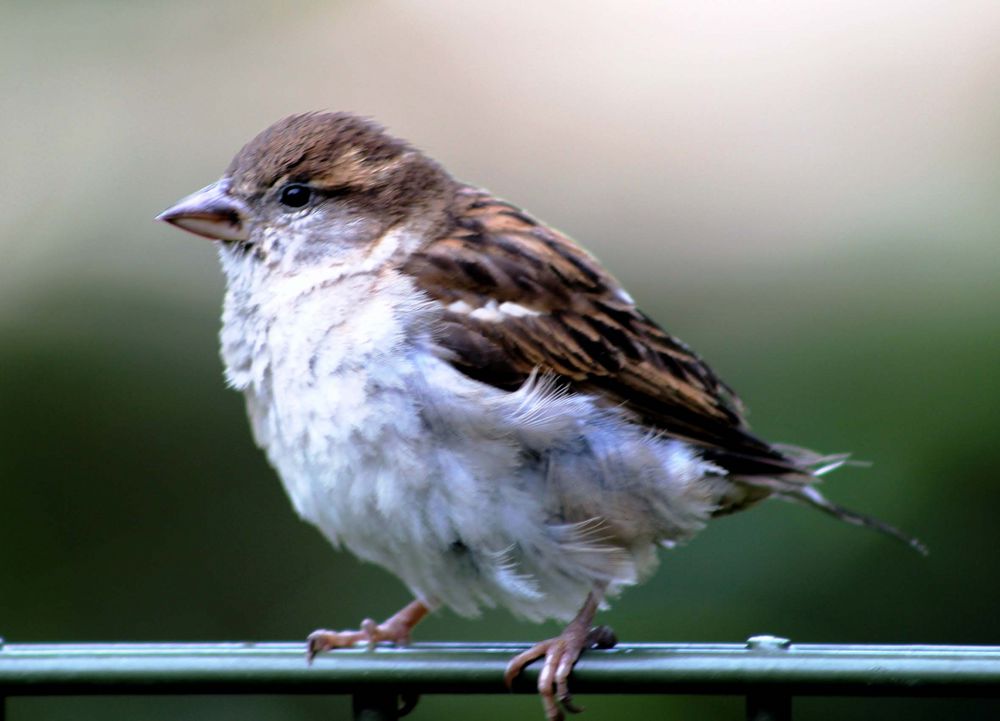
[401,187,798,476]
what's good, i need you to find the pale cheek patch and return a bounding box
[446,298,542,322]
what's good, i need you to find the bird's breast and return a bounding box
[216,265,727,621]
[220,267,440,528]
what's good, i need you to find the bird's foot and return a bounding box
[306,599,429,662]
[504,622,617,721]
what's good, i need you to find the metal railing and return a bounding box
[2,637,1000,720]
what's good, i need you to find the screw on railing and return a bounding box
[744,635,792,721]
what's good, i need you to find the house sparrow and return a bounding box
[158,112,922,721]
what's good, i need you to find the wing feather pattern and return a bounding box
[402,187,798,479]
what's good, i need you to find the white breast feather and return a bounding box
[219,240,726,622]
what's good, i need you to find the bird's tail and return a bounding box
[778,482,928,555]
[737,445,928,555]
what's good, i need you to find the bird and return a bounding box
[158,111,922,721]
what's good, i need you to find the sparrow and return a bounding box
[158,112,922,721]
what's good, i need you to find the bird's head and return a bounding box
[158,112,454,274]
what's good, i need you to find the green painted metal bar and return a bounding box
[1,640,1000,700]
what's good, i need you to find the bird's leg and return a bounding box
[503,588,618,721]
[306,599,430,661]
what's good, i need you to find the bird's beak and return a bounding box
[156,180,250,242]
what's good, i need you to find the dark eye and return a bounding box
[279,184,312,209]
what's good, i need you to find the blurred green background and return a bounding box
[2,2,998,720]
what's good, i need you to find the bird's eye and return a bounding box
[279,184,312,209]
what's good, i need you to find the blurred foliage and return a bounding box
[2,1,999,719]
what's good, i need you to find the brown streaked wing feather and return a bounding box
[402,187,798,476]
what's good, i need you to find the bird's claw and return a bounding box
[305,600,429,663]
[306,617,413,662]
[306,628,363,662]
[504,625,617,721]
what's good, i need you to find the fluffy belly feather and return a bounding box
[222,270,726,622]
